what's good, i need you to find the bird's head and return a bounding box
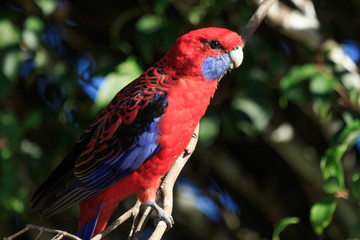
[160,27,243,81]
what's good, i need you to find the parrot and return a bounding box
[31,27,243,239]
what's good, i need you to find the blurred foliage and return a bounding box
[272,217,300,240]
[1,0,360,240]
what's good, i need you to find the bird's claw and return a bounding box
[154,207,174,229]
[146,200,174,230]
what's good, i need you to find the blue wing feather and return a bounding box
[84,115,163,188]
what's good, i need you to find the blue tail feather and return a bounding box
[77,202,103,240]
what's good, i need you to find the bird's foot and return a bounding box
[146,200,174,229]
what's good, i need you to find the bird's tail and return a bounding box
[77,202,103,240]
[76,175,139,238]
[77,195,120,239]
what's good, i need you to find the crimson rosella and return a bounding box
[31,27,243,239]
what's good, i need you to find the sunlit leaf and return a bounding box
[20,139,43,159]
[334,120,360,146]
[34,0,57,16]
[8,197,24,213]
[320,145,346,193]
[22,16,44,50]
[309,73,335,95]
[188,6,207,25]
[1,48,22,81]
[136,14,163,34]
[308,70,337,119]
[0,20,20,48]
[24,16,44,32]
[273,217,300,240]
[310,196,337,236]
[320,145,347,193]
[95,56,143,108]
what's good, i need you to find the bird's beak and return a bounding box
[229,46,243,69]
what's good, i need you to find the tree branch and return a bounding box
[4,224,82,240]
[241,0,278,47]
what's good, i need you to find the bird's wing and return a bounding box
[31,67,169,218]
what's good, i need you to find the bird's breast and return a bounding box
[155,77,218,167]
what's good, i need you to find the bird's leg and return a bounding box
[146,200,174,229]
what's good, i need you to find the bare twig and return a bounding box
[241,0,278,48]
[334,83,360,114]
[127,200,145,240]
[129,205,153,240]
[251,0,321,49]
[3,224,82,240]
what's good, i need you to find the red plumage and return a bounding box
[32,27,243,238]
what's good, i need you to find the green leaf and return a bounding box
[273,217,300,240]
[232,95,271,135]
[34,0,57,16]
[0,19,20,48]
[0,155,27,214]
[22,16,44,50]
[309,72,335,95]
[1,48,22,81]
[136,14,163,34]
[350,174,360,202]
[310,196,337,236]
[320,145,346,193]
[335,120,360,146]
[188,6,207,25]
[322,176,344,193]
[280,64,318,105]
[95,56,143,108]
[24,16,44,32]
[280,64,318,102]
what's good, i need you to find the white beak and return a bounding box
[229,46,243,68]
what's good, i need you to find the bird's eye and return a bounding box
[208,40,222,49]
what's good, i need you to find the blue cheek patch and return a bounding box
[201,53,232,81]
